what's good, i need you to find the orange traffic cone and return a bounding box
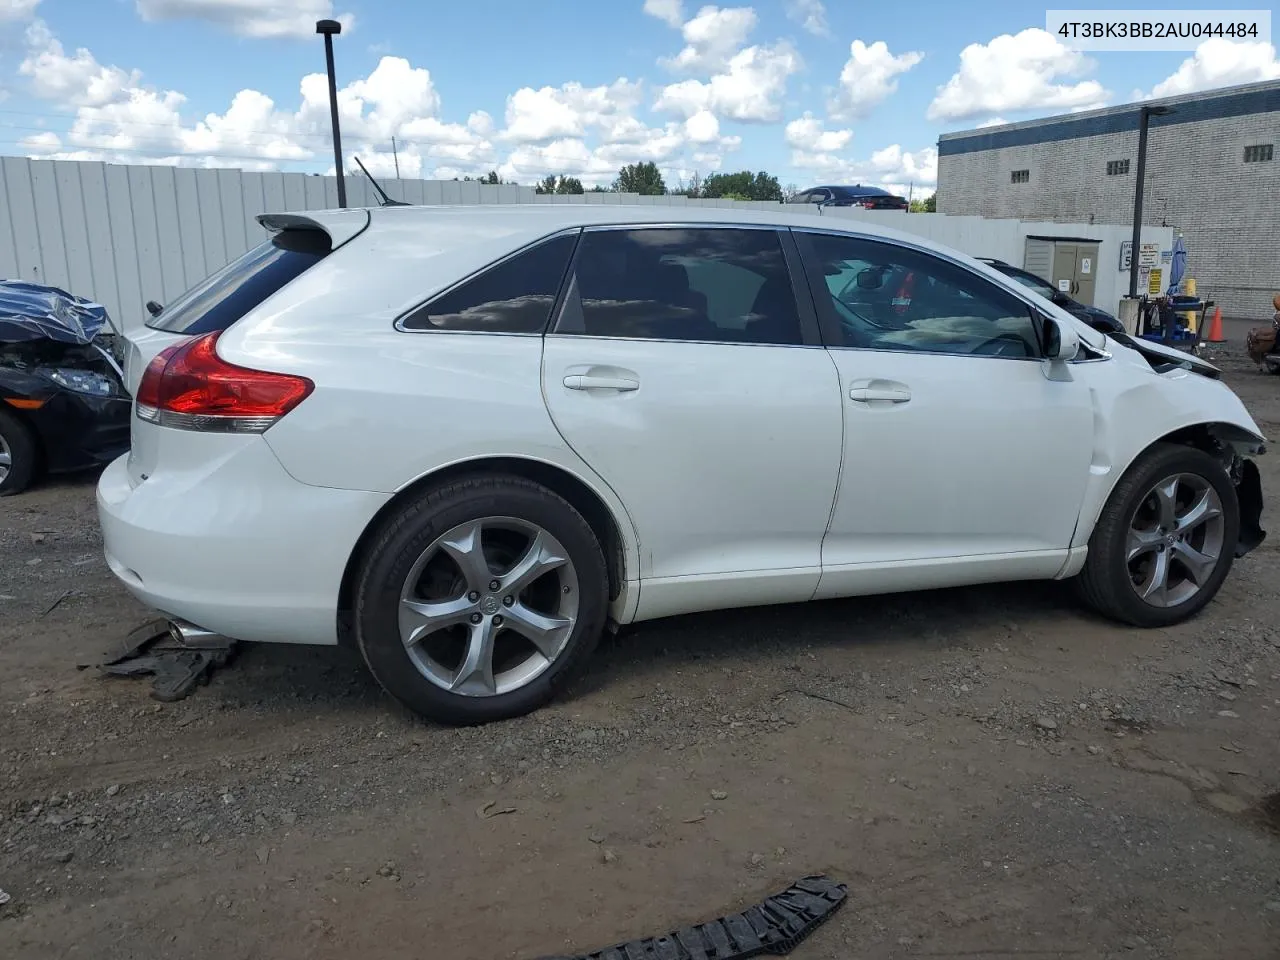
[1206,306,1225,343]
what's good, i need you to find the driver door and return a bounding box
[792,229,1097,597]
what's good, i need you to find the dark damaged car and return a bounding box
[0,281,131,496]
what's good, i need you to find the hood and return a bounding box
[0,280,115,345]
[1110,332,1222,380]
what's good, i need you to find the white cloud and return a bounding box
[0,0,40,21]
[975,116,1007,128]
[1138,38,1280,99]
[655,41,801,122]
[135,0,354,40]
[785,112,935,189]
[643,0,684,28]
[499,79,645,143]
[927,28,1109,122]
[785,0,828,37]
[829,40,923,120]
[16,22,742,186]
[662,5,757,73]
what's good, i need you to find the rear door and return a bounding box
[541,225,844,620]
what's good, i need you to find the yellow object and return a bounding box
[1178,309,1198,333]
[1182,277,1196,297]
[1147,268,1162,295]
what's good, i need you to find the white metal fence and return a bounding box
[0,156,1171,331]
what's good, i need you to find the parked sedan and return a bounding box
[99,206,1266,725]
[787,185,909,211]
[978,258,1124,334]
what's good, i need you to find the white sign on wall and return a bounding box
[1080,257,1091,275]
[1058,279,1071,292]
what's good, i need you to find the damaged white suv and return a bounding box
[99,205,1266,724]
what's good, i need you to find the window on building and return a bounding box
[1106,159,1130,175]
[1244,144,1274,163]
[1010,169,1030,184]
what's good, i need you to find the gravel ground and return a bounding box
[2,332,1279,960]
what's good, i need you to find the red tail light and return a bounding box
[135,331,313,433]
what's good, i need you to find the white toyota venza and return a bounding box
[99,205,1267,724]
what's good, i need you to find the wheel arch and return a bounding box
[1076,419,1266,549]
[336,456,636,645]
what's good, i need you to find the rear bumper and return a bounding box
[96,434,390,645]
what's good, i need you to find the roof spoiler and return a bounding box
[256,209,371,250]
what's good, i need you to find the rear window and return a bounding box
[146,229,330,335]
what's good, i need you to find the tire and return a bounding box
[0,407,38,497]
[353,475,608,725]
[1076,442,1239,627]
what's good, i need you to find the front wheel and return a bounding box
[0,407,38,497]
[353,475,609,725]
[1076,443,1240,627]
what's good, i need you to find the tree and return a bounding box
[536,175,587,194]
[587,184,613,193]
[909,193,937,213]
[481,170,502,185]
[614,161,666,195]
[702,170,783,202]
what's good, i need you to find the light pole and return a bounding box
[316,19,346,208]
[1127,104,1172,298]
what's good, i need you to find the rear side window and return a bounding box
[400,233,578,333]
[553,228,803,345]
[146,229,330,335]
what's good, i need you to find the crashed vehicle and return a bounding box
[0,281,131,496]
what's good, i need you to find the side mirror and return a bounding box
[1042,315,1080,361]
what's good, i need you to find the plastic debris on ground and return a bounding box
[533,874,847,960]
[79,618,238,702]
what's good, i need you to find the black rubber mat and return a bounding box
[535,874,847,959]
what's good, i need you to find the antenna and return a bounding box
[352,155,410,206]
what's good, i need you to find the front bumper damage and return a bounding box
[1233,455,1266,558]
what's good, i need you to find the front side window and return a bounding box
[802,232,1041,359]
[401,232,578,333]
[146,229,330,335]
[553,228,803,345]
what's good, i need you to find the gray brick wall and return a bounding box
[938,106,1280,320]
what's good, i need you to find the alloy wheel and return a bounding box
[1126,473,1226,608]
[0,433,11,484]
[397,517,580,697]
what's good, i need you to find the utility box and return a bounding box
[1024,236,1101,307]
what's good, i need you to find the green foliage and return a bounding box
[701,170,783,201]
[613,161,666,196]
[909,193,937,213]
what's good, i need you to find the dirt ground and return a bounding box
[3,331,1279,960]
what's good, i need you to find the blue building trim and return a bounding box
[938,86,1280,157]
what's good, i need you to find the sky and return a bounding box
[0,0,1277,197]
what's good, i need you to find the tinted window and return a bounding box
[147,229,329,334]
[401,233,577,333]
[804,233,1040,358]
[554,228,802,345]
[1003,268,1056,299]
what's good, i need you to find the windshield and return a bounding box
[1004,270,1057,299]
[146,229,330,335]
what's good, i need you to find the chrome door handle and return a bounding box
[563,374,639,392]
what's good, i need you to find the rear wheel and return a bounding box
[354,475,608,724]
[1076,443,1239,627]
[0,407,38,497]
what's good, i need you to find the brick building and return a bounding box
[936,80,1280,320]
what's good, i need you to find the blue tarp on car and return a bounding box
[0,280,113,345]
